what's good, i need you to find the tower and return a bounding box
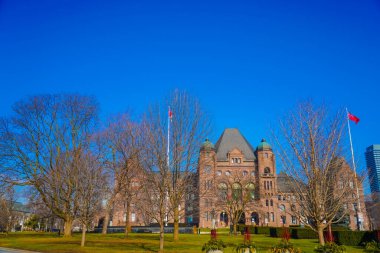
[365,145,380,200]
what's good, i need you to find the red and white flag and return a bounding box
[168,107,173,122]
[348,112,360,124]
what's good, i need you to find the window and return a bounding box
[265,153,269,158]
[271,212,275,222]
[279,204,286,212]
[266,199,269,206]
[204,165,211,174]
[205,180,213,190]
[131,212,136,222]
[225,170,231,176]
[246,183,255,200]
[270,181,273,189]
[349,181,354,189]
[278,195,282,201]
[270,199,273,206]
[217,170,222,176]
[231,158,242,164]
[232,183,242,200]
[218,182,228,200]
[251,171,255,177]
[264,167,271,174]
[291,216,297,225]
[243,170,248,176]
[281,215,286,224]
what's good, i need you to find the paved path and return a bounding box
[0,247,39,253]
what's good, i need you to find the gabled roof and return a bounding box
[214,128,256,161]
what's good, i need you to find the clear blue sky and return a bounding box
[1,0,380,192]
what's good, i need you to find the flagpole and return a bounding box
[165,106,171,226]
[167,106,170,168]
[345,107,362,230]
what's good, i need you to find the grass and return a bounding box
[0,231,366,253]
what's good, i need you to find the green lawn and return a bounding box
[0,231,365,253]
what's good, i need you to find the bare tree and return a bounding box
[214,170,257,235]
[139,106,171,253]
[273,102,354,245]
[77,152,105,247]
[0,186,17,234]
[0,94,99,237]
[101,114,143,237]
[167,90,211,240]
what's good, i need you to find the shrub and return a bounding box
[269,239,303,253]
[334,231,368,246]
[234,240,256,253]
[291,228,318,239]
[364,241,380,253]
[202,239,227,252]
[314,242,346,253]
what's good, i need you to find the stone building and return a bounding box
[194,128,369,230]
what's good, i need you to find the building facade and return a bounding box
[365,144,380,229]
[195,128,368,230]
[365,145,380,198]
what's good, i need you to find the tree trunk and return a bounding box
[124,202,131,238]
[173,206,179,241]
[63,218,73,237]
[102,211,110,234]
[81,224,86,247]
[317,224,325,246]
[159,223,165,253]
[233,223,237,235]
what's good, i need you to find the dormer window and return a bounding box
[231,158,241,164]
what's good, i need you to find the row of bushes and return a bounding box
[236,225,319,239]
[333,230,380,246]
[236,225,380,246]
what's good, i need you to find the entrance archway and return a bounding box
[220,212,228,226]
[251,212,259,225]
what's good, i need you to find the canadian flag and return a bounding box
[169,107,173,121]
[348,112,360,124]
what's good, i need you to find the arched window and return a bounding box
[279,204,286,212]
[245,183,255,200]
[264,167,271,174]
[218,182,228,200]
[270,199,273,206]
[232,182,242,200]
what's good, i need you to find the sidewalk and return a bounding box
[0,247,40,253]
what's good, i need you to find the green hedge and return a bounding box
[334,230,379,246]
[236,225,379,246]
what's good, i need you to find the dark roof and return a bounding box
[214,128,256,161]
[277,172,293,193]
[277,172,306,193]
